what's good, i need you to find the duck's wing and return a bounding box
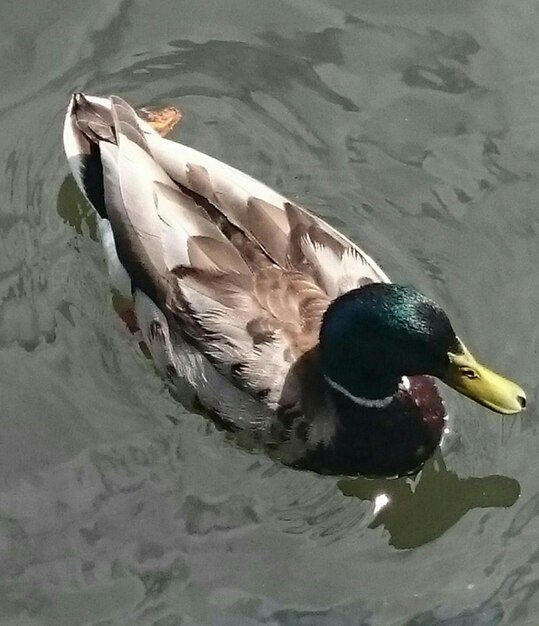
[146,133,390,298]
[142,111,391,414]
[64,95,250,294]
[172,265,330,413]
[63,94,386,424]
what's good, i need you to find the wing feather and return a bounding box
[153,181,250,274]
[172,265,329,409]
[64,92,392,427]
[146,133,390,291]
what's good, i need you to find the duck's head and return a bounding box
[319,283,526,414]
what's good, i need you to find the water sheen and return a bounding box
[1,0,538,624]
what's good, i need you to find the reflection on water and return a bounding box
[2,0,539,623]
[339,452,520,549]
[57,175,98,240]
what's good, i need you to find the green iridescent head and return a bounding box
[319,283,525,413]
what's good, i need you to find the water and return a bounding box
[1,0,538,623]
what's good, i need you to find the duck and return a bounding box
[63,93,526,478]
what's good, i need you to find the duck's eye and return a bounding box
[460,367,478,379]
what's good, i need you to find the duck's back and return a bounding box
[63,93,392,450]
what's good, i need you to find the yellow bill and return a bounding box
[442,340,526,414]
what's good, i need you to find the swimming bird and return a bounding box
[63,93,526,477]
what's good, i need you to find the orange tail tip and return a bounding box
[137,105,182,137]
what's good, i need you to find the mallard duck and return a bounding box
[63,93,526,478]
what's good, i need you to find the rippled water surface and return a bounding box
[2,0,539,624]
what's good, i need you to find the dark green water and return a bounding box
[1,0,538,624]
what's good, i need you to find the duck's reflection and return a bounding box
[338,451,519,549]
[57,174,98,239]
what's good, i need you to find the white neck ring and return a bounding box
[323,375,394,408]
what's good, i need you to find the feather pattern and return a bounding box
[62,92,445,478]
[63,92,387,426]
[145,135,390,286]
